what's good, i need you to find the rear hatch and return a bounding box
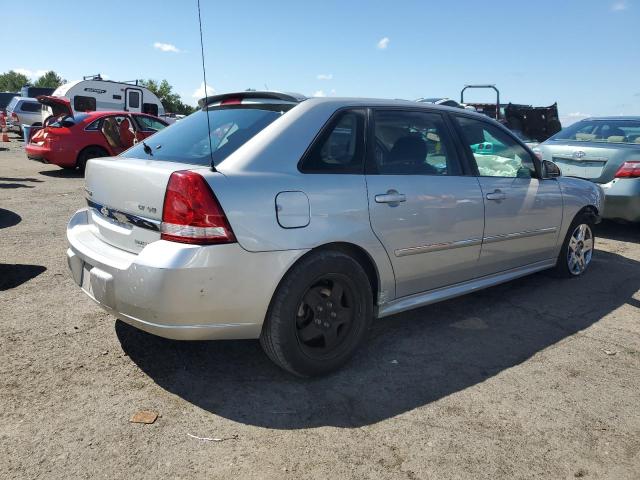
[37,95,72,121]
[83,91,303,254]
[84,157,205,254]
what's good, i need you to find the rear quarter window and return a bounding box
[299,109,366,174]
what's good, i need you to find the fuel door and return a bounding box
[275,191,310,228]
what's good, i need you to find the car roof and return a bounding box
[577,116,640,121]
[302,96,487,116]
[12,96,39,102]
[198,91,503,127]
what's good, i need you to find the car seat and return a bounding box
[118,118,136,147]
[101,117,124,149]
[383,136,436,174]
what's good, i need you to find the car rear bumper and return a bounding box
[66,208,305,340]
[25,144,51,163]
[600,178,640,222]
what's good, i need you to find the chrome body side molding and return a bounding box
[483,227,557,244]
[395,238,482,257]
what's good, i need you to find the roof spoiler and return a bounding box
[198,91,306,108]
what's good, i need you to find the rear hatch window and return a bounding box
[551,120,640,144]
[6,97,19,112]
[121,103,295,166]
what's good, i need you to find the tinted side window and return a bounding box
[142,102,158,116]
[20,102,41,113]
[134,115,166,132]
[454,116,536,178]
[300,109,365,173]
[371,110,461,175]
[74,96,96,112]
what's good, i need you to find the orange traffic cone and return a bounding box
[1,129,9,142]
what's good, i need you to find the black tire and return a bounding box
[260,250,374,377]
[551,212,595,278]
[77,146,108,173]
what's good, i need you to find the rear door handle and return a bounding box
[486,189,506,201]
[375,190,406,205]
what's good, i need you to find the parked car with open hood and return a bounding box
[66,91,603,376]
[537,117,640,222]
[26,103,168,171]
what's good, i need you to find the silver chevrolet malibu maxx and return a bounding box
[67,92,604,376]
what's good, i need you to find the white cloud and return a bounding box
[153,42,181,53]
[192,81,216,100]
[611,1,627,11]
[377,37,390,50]
[316,73,333,80]
[12,68,49,79]
[312,90,326,97]
[560,112,592,126]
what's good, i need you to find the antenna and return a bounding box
[197,0,216,171]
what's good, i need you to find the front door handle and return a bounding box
[375,190,406,205]
[486,189,507,201]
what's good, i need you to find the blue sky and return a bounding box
[3,0,639,124]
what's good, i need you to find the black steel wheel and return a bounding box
[260,250,373,377]
[295,275,357,358]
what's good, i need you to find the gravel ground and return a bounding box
[1,135,639,479]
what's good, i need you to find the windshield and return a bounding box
[121,104,294,166]
[551,119,640,144]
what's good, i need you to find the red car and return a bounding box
[26,97,168,171]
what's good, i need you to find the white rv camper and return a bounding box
[41,75,165,122]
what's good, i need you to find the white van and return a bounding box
[41,75,165,123]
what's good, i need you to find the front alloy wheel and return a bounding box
[567,223,593,275]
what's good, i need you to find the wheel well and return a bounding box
[577,205,600,224]
[76,145,109,164]
[298,242,380,303]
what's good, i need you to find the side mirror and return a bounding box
[542,160,561,179]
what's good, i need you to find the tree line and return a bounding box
[0,70,65,91]
[0,70,195,115]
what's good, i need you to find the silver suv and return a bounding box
[6,96,42,133]
[67,92,604,376]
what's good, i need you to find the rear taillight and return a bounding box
[614,161,640,178]
[160,171,236,245]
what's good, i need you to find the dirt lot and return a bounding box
[1,134,639,479]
